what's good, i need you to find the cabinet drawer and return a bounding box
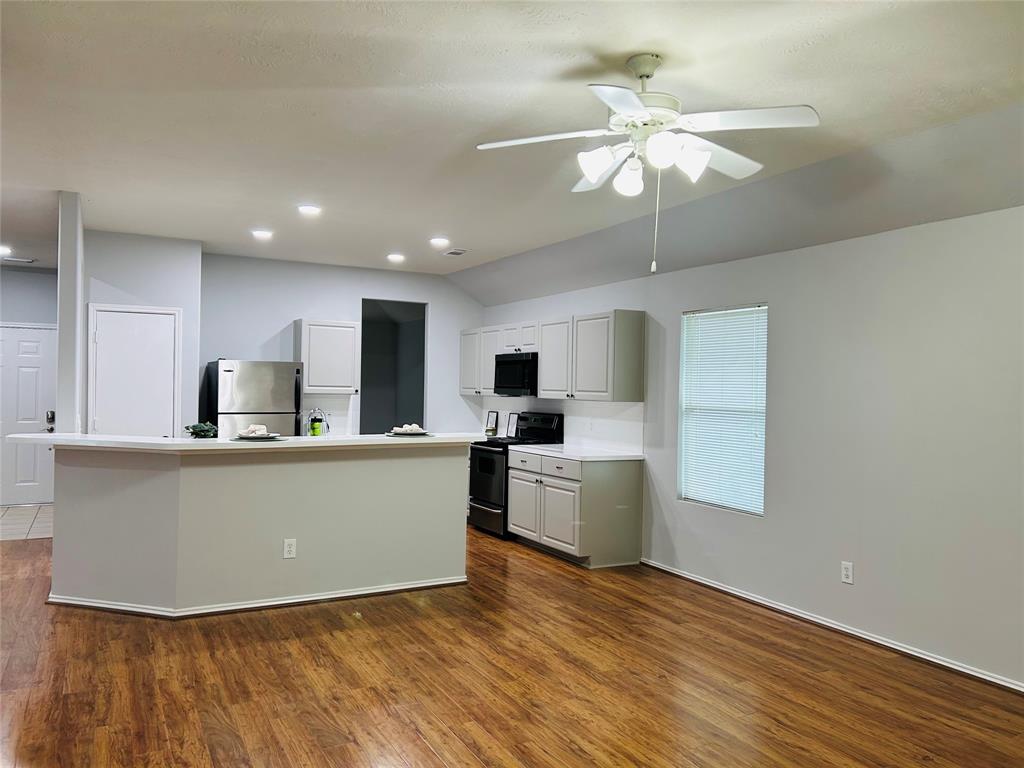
[541,456,581,481]
[509,450,542,473]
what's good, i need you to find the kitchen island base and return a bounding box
[47,440,472,617]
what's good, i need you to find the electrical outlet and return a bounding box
[841,561,854,585]
[283,538,297,559]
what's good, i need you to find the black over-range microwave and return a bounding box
[494,352,538,396]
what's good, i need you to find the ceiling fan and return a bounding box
[477,53,820,197]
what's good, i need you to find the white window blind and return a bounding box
[679,305,767,515]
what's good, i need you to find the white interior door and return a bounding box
[89,305,181,437]
[1,325,57,505]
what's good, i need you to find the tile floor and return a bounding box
[0,504,53,540]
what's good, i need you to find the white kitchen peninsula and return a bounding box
[8,432,480,617]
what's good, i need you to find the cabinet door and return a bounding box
[518,322,539,351]
[459,329,481,395]
[538,318,573,399]
[507,469,541,541]
[572,312,613,401]
[540,476,581,555]
[302,320,361,395]
[501,324,521,352]
[479,327,503,395]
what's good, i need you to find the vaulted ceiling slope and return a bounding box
[448,104,1024,306]
[2,2,1021,274]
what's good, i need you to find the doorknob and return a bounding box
[45,426,55,433]
[46,410,55,424]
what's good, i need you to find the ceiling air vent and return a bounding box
[444,248,467,257]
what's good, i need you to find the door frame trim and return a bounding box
[87,303,183,436]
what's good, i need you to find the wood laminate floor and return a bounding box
[1,530,1021,767]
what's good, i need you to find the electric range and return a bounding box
[467,412,562,537]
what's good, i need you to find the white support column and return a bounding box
[56,191,83,433]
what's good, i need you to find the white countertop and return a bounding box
[508,443,644,462]
[7,432,484,454]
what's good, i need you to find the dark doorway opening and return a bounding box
[360,299,426,434]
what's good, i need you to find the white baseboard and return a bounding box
[640,558,1023,693]
[48,575,468,618]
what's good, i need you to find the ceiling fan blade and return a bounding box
[676,105,820,132]
[572,144,632,192]
[588,84,649,118]
[681,134,764,179]
[477,129,614,150]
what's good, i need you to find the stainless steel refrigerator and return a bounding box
[204,360,303,436]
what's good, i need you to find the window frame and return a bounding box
[676,303,768,518]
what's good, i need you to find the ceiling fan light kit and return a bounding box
[478,52,820,275]
[477,51,820,197]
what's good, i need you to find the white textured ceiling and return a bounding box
[0,188,58,268]
[2,2,1022,274]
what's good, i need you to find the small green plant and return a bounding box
[184,422,218,439]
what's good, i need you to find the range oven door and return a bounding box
[469,443,507,508]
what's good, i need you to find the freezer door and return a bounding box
[216,361,301,414]
[218,413,299,437]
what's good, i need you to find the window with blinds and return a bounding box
[678,305,767,515]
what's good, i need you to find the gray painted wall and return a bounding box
[83,230,203,428]
[201,253,483,435]
[451,103,1024,306]
[0,267,57,324]
[482,206,1024,687]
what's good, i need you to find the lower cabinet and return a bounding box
[539,476,581,554]
[507,452,643,568]
[507,469,541,540]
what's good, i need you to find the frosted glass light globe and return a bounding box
[645,131,684,169]
[612,157,644,197]
[577,145,616,183]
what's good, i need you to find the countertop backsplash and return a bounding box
[480,396,644,454]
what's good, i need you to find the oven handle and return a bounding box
[469,500,503,514]
[471,444,505,454]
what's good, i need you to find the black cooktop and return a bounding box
[481,436,548,446]
[475,411,563,450]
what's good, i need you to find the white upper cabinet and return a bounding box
[572,312,614,401]
[538,318,574,399]
[460,310,644,401]
[459,329,481,395]
[502,322,539,353]
[573,310,645,402]
[479,327,503,395]
[299,319,361,395]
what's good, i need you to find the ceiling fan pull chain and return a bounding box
[651,168,662,274]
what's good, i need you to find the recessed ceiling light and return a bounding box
[251,229,274,241]
[297,204,322,218]
[387,253,406,264]
[0,245,11,256]
[2,256,36,264]
[429,237,450,250]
